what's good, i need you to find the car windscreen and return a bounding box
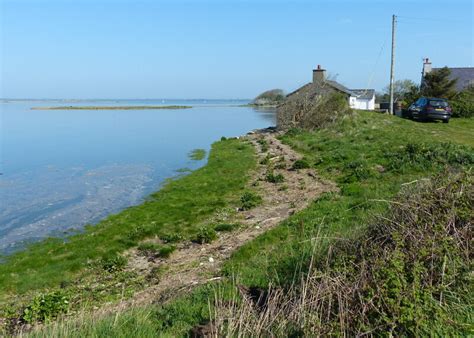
[429,100,448,107]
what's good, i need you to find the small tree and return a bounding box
[422,67,457,99]
[383,79,418,103]
[382,79,420,106]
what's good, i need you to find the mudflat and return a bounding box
[31,105,192,110]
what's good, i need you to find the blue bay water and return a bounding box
[0,99,275,254]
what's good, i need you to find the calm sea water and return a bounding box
[0,99,275,254]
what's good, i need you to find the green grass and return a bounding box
[13,113,474,336]
[0,138,255,303]
[223,112,474,286]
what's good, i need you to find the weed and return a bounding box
[214,223,239,232]
[257,138,269,152]
[265,172,284,183]
[291,158,311,170]
[240,191,263,210]
[260,154,271,165]
[137,243,176,258]
[157,245,176,258]
[160,233,184,243]
[22,291,70,323]
[193,227,218,244]
[101,255,127,273]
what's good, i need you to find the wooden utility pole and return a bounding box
[389,14,397,115]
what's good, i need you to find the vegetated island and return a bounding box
[31,105,192,110]
[245,88,286,107]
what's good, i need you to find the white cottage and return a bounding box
[349,89,376,110]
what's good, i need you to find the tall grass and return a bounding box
[212,172,473,336]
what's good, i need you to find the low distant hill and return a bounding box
[251,89,286,107]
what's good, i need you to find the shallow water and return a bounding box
[0,99,275,254]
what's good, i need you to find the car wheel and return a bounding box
[443,120,449,124]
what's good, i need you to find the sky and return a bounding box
[0,0,473,99]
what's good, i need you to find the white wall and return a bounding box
[349,96,375,110]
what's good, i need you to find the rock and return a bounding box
[208,257,214,263]
[375,164,386,173]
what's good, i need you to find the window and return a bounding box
[428,100,448,108]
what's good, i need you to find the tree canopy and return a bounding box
[252,89,286,106]
[422,67,457,99]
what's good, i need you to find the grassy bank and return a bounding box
[31,105,192,110]
[0,138,255,317]
[11,112,474,336]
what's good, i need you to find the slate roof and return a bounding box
[350,89,375,100]
[433,67,474,91]
[326,80,355,95]
[287,80,355,98]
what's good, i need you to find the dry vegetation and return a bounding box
[277,89,352,130]
[212,172,473,336]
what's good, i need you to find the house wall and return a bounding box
[350,96,375,110]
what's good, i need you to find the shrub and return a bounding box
[265,172,285,183]
[450,86,474,118]
[277,91,352,130]
[193,227,218,244]
[101,254,127,273]
[240,192,263,210]
[214,223,239,232]
[22,291,69,323]
[291,158,311,170]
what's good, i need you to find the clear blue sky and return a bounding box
[1,0,472,99]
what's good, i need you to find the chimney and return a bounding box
[422,58,432,77]
[313,65,326,83]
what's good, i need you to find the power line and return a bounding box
[396,15,463,23]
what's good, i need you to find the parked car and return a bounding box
[406,97,452,123]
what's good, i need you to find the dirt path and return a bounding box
[103,128,337,313]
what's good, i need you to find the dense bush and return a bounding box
[451,86,474,118]
[277,91,352,130]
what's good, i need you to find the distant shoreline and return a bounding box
[31,105,193,110]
